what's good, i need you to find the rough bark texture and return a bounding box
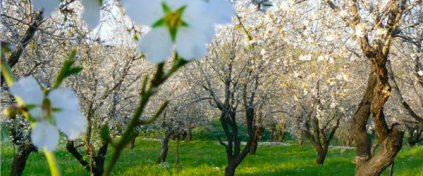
[10,144,36,176]
[157,130,175,163]
[323,0,410,173]
[352,57,405,176]
[303,111,340,165]
[341,1,408,174]
[249,114,264,155]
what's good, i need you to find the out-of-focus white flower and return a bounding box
[418,70,423,76]
[355,23,367,37]
[299,54,312,61]
[339,10,349,18]
[122,0,234,63]
[260,49,266,56]
[80,0,102,29]
[336,73,344,81]
[329,102,337,109]
[10,76,86,151]
[325,35,336,42]
[328,57,334,64]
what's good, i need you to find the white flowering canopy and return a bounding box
[10,76,87,151]
[122,0,235,63]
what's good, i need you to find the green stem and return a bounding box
[1,56,16,86]
[44,148,61,176]
[102,56,188,176]
[1,56,26,106]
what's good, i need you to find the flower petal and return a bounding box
[54,110,87,140]
[138,27,173,63]
[48,88,80,112]
[122,0,164,25]
[182,0,214,31]
[31,121,59,151]
[10,76,44,105]
[175,27,209,60]
[31,0,61,16]
[81,0,102,29]
[48,88,86,139]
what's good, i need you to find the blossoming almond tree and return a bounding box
[324,0,422,175]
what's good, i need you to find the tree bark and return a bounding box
[93,141,109,176]
[249,128,260,155]
[249,126,263,155]
[356,128,404,176]
[224,161,238,176]
[157,130,174,163]
[353,56,405,175]
[10,144,36,176]
[66,141,90,171]
[316,147,328,165]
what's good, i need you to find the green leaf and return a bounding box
[152,18,166,28]
[53,50,82,88]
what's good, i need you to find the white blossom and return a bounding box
[122,0,234,63]
[355,23,367,37]
[10,76,87,151]
[299,54,312,61]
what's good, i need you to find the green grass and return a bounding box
[1,139,422,176]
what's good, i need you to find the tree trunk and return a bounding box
[351,69,376,166]
[92,141,109,176]
[224,161,238,176]
[249,126,263,155]
[11,144,36,176]
[353,57,405,175]
[356,128,404,176]
[186,129,192,141]
[316,148,328,165]
[279,123,286,142]
[157,130,174,163]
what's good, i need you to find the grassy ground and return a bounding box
[1,139,422,176]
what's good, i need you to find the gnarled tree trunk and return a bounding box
[352,56,405,176]
[157,129,175,163]
[11,144,36,176]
